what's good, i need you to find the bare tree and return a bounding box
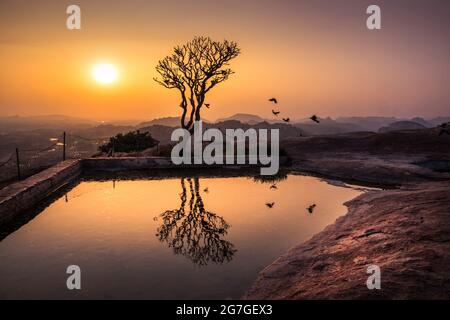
[156,177,236,266]
[154,36,241,133]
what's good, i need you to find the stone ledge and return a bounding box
[0,160,82,225]
[82,156,178,170]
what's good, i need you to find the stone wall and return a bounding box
[82,157,177,171]
[0,160,82,226]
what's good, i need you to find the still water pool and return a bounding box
[0,174,367,299]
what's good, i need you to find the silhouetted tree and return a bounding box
[156,177,236,266]
[154,36,241,133]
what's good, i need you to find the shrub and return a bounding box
[99,130,159,153]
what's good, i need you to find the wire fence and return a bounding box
[0,132,112,189]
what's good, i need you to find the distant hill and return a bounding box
[0,115,96,133]
[216,113,267,125]
[1,114,94,123]
[137,124,179,144]
[411,117,433,128]
[139,114,450,139]
[2,113,449,138]
[139,116,211,128]
[428,116,450,127]
[139,117,181,128]
[335,116,448,132]
[216,114,375,135]
[293,117,365,135]
[378,121,427,133]
[335,116,399,132]
[73,124,135,139]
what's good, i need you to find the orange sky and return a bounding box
[0,0,449,121]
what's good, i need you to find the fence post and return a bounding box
[63,131,66,161]
[112,140,115,157]
[15,147,21,180]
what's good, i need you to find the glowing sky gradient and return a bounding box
[0,0,449,120]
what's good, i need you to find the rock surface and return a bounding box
[244,182,450,299]
[281,129,450,186]
[289,153,450,186]
[378,121,427,133]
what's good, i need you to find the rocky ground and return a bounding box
[244,129,450,299]
[281,128,450,186]
[289,152,449,186]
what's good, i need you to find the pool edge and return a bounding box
[0,160,82,226]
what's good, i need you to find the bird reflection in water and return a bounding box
[156,177,236,266]
[252,173,287,209]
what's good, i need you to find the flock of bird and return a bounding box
[268,97,320,124]
[264,97,319,213]
[265,182,317,215]
[201,182,316,214]
[203,97,321,126]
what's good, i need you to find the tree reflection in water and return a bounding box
[156,177,236,266]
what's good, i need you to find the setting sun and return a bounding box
[92,63,118,84]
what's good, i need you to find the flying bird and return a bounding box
[205,103,211,108]
[204,187,209,193]
[282,118,290,123]
[270,184,278,190]
[307,204,317,214]
[272,110,280,116]
[266,202,275,208]
[310,115,320,123]
[268,98,278,104]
